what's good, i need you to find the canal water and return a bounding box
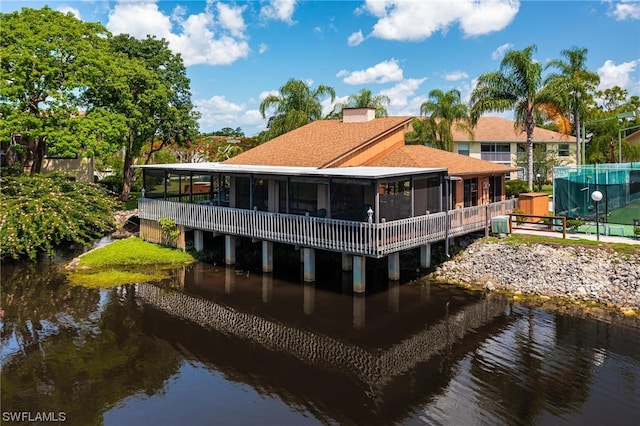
[2,251,640,425]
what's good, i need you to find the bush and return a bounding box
[96,175,122,194]
[0,173,118,260]
[505,179,530,197]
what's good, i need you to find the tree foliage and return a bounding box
[0,174,117,260]
[329,88,390,119]
[470,45,562,189]
[414,89,473,152]
[259,78,335,140]
[0,7,126,173]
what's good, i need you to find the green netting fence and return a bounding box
[553,163,640,224]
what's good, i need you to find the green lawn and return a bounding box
[606,200,640,226]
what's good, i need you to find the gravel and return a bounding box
[429,240,640,311]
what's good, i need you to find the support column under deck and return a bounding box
[225,235,236,265]
[420,244,432,268]
[262,241,273,273]
[388,252,400,281]
[353,256,366,293]
[303,248,315,282]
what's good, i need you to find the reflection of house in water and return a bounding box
[135,271,516,424]
[137,109,518,292]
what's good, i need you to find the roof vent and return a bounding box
[343,107,376,123]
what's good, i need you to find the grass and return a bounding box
[607,199,640,226]
[67,237,195,288]
[75,237,194,268]
[120,192,141,211]
[501,233,640,257]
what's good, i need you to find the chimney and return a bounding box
[343,107,376,123]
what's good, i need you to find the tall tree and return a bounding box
[545,46,600,165]
[88,35,199,200]
[330,88,390,118]
[470,45,561,189]
[259,78,335,140]
[418,89,473,152]
[0,7,124,173]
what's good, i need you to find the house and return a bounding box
[225,109,517,208]
[136,108,519,293]
[450,116,574,180]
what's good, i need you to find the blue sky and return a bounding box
[4,1,640,136]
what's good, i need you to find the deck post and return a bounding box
[388,252,400,281]
[194,230,204,252]
[303,247,315,282]
[224,265,235,294]
[225,235,236,265]
[262,241,273,272]
[341,253,353,271]
[353,256,366,293]
[262,273,273,303]
[420,244,432,268]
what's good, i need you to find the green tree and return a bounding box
[259,78,335,140]
[417,89,473,152]
[470,45,561,189]
[545,46,600,165]
[329,88,390,118]
[88,35,200,200]
[0,7,125,173]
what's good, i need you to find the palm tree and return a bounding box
[545,47,600,165]
[418,89,473,152]
[330,88,390,118]
[259,78,336,140]
[470,45,561,189]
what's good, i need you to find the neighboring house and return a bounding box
[1,134,94,182]
[450,116,574,180]
[624,129,640,146]
[226,108,517,208]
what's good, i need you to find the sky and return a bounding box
[4,0,640,136]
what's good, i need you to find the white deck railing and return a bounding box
[139,198,518,257]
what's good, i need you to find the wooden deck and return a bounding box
[138,198,518,258]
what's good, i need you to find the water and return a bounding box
[2,257,640,426]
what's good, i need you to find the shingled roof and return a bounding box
[453,116,571,142]
[370,145,517,176]
[224,117,412,167]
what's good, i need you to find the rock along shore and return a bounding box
[429,239,640,313]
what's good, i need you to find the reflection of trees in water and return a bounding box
[469,307,597,424]
[1,264,180,425]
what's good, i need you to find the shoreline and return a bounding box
[427,237,640,321]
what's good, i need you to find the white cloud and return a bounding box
[380,78,427,108]
[57,5,81,19]
[443,70,469,81]
[608,0,640,20]
[107,0,249,66]
[348,30,365,46]
[337,59,404,85]
[258,43,268,54]
[358,0,519,42]
[597,59,640,94]
[492,43,513,60]
[195,95,266,135]
[260,0,298,24]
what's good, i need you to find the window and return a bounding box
[463,178,478,207]
[457,143,469,156]
[481,143,510,162]
[558,144,570,157]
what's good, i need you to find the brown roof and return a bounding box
[224,117,412,167]
[454,116,571,142]
[371,145,518,176]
